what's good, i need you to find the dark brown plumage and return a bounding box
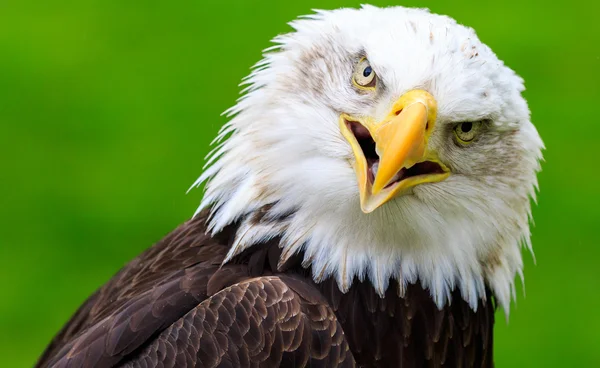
[37,211,495,368]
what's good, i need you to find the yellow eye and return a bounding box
[454,121,482,144]
[352,58,376,90]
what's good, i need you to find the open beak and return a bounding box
[340,90,450,213]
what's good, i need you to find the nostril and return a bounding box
[394,109,403,116]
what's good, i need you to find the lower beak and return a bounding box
[340,90,450,213]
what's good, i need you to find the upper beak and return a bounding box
[340,90,450,213]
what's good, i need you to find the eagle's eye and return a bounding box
[454,121,483,144]
[352,58,377,90]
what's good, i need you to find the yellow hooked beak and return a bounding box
[340,90,450,213]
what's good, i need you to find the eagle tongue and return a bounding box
[370,161,379,181]
[370,161,407,189]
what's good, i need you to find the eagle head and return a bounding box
[193,5,543,313]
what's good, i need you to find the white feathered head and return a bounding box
[193,5,543,313]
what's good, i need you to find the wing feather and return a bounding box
[121,276,356,368]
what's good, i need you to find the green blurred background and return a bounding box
[1,0,598,366]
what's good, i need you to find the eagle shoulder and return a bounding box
[36,213,226,367]
[36,213,353,368]
[121,275,355,367]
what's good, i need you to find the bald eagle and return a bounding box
[37,5,543,368]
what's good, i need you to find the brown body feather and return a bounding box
[37,212,495,368]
